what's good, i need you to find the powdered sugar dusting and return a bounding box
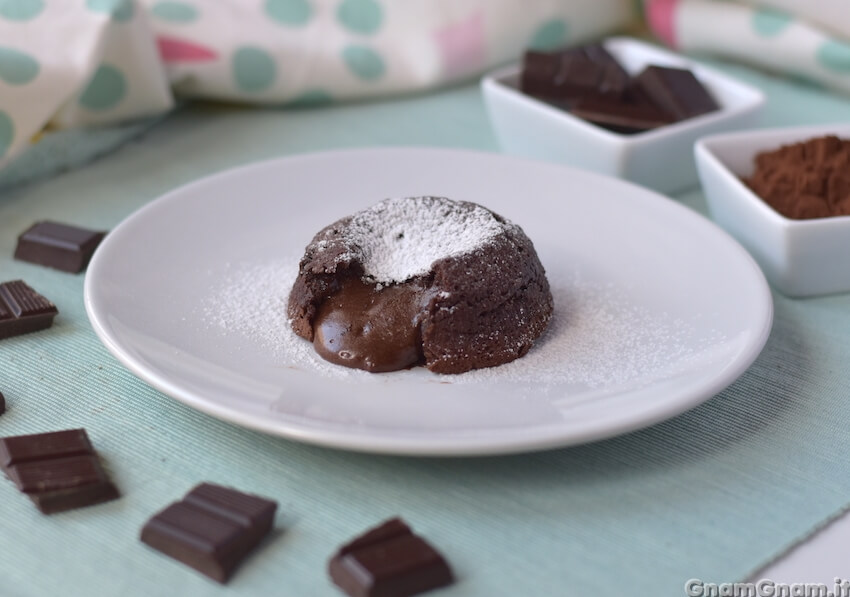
[203,260,721,389]
[326,196,508,284]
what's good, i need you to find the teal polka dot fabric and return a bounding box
[337,0,382,35]
[288,89,334,107]
[0,110,13,158]
[8,0,850,171]
[751,8,793,37]
[265,0,312,26]
[86,0,134,22]
[647,0,850,99]
[0,0,644,167]
[0,0,43,21]
[342,45,385,81]
[150,1,198,23]
[79,64,127,111]
[0,46,39,85]
[817,40,850,73]
[233,46,277,92]
[529,19,568,51]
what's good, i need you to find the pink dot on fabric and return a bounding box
[434,10,486,80]
[157,36,218,62]
[646,0,679,49]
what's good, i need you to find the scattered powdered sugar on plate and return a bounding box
[202,260,723,390]
[203,260,360,379]
[327,196,509,284]
[451,277,710,390]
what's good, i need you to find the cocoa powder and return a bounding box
[744,135,850,219]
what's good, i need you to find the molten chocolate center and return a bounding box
[312,277,433,373]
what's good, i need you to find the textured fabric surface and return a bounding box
[0,115,163,192]
[1,61,850,596]
[0,0,634,167]
[645,0,850,98]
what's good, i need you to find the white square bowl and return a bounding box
[695,123,850,298]
[481,36,766,194]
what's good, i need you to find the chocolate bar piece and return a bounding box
[329,518,454,597]
[521,49,598,102]
[582,44,630,96]
[0,429,119,514]
[519,41,722,135]
[141,483,277,583]
[0,428,93,467]
[14,221,105,273]
[0,280,58,340]
[0,391,4,416]
[521,44,629,103]
[570,95,676,134]
[634,65,719,121]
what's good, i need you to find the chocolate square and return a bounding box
[7,454,109,494]
[140,483,278,583]
[0,428,92,467]
[0,280,58,341]
[634,65,719,121]
[329,518,454,597]
[518,42,722,135]
[570,95,675,134]
[14,221,105,273]
[521,49,603,102]
[0,429,119,514]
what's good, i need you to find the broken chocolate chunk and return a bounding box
[0,428,93,467]
[582,43,631,96]
[570,95,676,134]
[519,42,721,134]
[633,65,719,121]
[521,44,629,103]
[140,483,278,583]
[0,429,119,514]
[0,280,58,340]
[14,221,105,273]
[329,518,454,597]
[521,49,600,102]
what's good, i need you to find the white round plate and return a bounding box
[85,148,772,456]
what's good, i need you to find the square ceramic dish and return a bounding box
[481,36,766,194]
[695,123,850,298]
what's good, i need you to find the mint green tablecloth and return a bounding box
[1,62,850,596]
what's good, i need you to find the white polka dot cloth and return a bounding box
[0,0,634,167]
[645,0,850,96]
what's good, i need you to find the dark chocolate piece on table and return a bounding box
[8,454,108,493]
[0,280,58,340]
[0,428,92,467]
[329,517,454,597]
[28,481,120,514]
[634,65,719,121]
[14,221,105,273]
[570,95,675,134]
[0,429,119,514]
[140,483,278,584]
[338,518,412,555]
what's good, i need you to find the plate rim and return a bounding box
[84,146,774,456]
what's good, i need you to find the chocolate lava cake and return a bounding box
[287,196,553,374]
